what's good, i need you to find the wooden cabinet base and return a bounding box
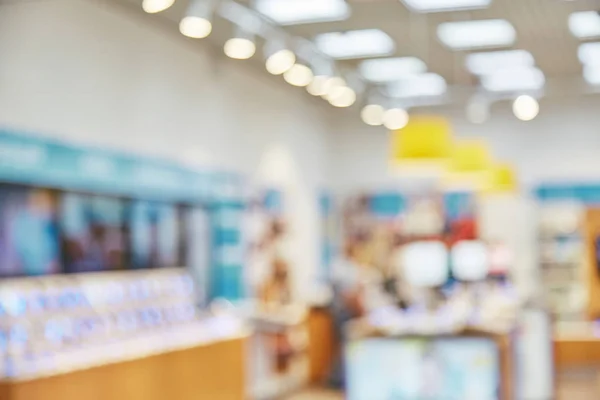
[0,337,246,400]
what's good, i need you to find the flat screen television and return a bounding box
[61,193,126,273]
[0,185,60,277]
[346,337,500,400]
[129,201,183,269]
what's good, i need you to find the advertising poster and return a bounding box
[61,193,126,273]
[346,337,500,400]
[0,185,60,277]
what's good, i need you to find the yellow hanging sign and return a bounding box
[390,116,452,163]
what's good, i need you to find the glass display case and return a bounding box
[0,268,235,381]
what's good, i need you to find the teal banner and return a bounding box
[0,129,229,203]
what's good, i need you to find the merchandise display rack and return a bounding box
[537,202,586,322]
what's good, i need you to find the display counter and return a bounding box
[0,334,247,400]
[345,317,515,400]
[0,269,250,400]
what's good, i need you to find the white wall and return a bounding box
[329,95,600,192]
[0,0,333,298]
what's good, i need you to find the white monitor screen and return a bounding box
[402,241,449,287]
[451,240,489,281]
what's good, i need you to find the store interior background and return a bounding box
[3,0,600,398]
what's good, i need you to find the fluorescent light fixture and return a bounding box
[437,19,516,50]
[359,57,427,83]
[466,50,534,75]
[569,11,600,39]
[254,0,350,26]
[315,29,395,59]
[401,0,491,13]
[386,73,447,98]
[481,66,545,92]
[584,65,600,85]
[578,42,600,65]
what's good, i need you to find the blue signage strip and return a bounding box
[535,184,600,204]
[0,129,227,203]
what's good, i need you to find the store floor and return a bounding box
[286,370,600,399]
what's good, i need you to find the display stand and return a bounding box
[246,304,310,400]
[345,321,515,400]
[0,335,247,400]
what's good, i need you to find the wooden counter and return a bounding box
[308,307,335,384]
[555,337,600,368]
[0,336,246,400]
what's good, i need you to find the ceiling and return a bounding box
[120,0,600,103]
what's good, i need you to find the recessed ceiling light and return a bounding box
[578,42,600,65]
[465,50,534,75]
[254,0,350,26]
[401,0,491,13]
[359,57,427,83]
[584,65,600,85]
[315,29,395,59]
[481,67,545,92]
[386,73,447,98]
[437,19,516,50]
[569,11,600,39]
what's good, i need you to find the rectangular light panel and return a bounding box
[569,11,600,39]
[584,65,600,85]
[386,73,447,98]
[578,42,600,65]
[481,67,545,92]
[466,50,534,75]
[401,0,491,13]
[359,57,427,83]
[437,19,516,50]
[315,29,395,59]
[254,0,350,26]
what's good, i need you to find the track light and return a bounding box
[361,104,385,126]
[383,108,409,130]
[328,86,356,107]
[322,77,346,100]
[225,28,256,60]
[142,0,176,13]
[284,64,314,87]
[512,95,539,121]
[264,40,296,75]
[180,0,214,39]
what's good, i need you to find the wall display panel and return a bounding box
[346,337,500,400]
[61,193,127,273]
[0,185,60,277]
[186,207,211,306]
[129,201,184,270]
